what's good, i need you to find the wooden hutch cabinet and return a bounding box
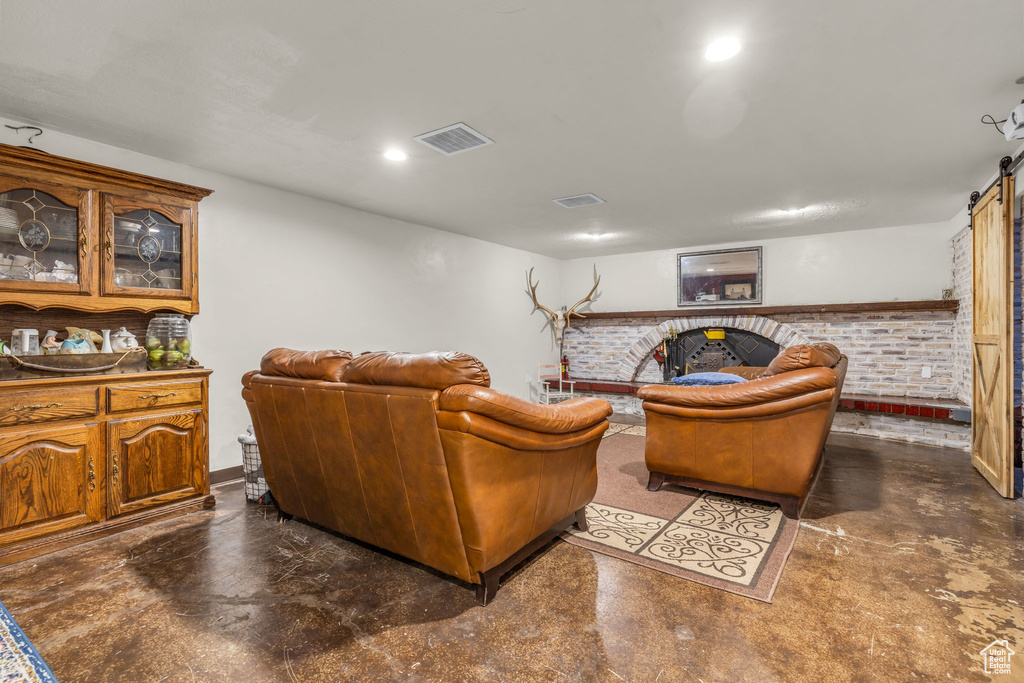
[0,143,214,567]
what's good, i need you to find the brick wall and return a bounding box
[563,314,812,384]
[577,391,643,417]
[562,319,653,381]
[565,310,961,400]
[831,413,969,450]
[774,311,956,399]
[951,225,972,405]
[564,306,970,450]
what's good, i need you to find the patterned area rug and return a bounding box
[0,599,56,682]
[562,433,799,602]
[601,423,646,439]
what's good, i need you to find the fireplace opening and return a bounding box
[657,327,780,380]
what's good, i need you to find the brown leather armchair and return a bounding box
[241,349,612,604]
[637,343,847,518]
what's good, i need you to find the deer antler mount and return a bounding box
[527,266,601,344]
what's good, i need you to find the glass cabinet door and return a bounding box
[0,176,91,293]
[101,194,194,299]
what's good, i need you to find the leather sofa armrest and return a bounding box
[718,366,768,380]
[437,411,609,451]
[637,367,837,408]
[439,385,612,434]
[241,370,257,402]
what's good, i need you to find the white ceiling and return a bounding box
[0,1,1020,259]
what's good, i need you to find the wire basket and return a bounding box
[238,426,272,504]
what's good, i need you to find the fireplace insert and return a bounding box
[659,328,780,380]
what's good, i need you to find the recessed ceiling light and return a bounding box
[705,37,741,62]
[735,200,864,226]
[706,268,715,272]
[578,232,611,240]
[383,149,407,161]
[761,205,818,219]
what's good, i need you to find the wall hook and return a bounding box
[4,125,44,146]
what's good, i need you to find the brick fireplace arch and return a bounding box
[616,315,812,381]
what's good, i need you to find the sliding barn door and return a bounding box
[971,175,1015,498]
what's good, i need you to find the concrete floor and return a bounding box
[1,434,1022,682]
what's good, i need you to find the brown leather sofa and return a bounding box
[636,343,847,518]
[241,349,612,604]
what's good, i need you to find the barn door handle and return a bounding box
[11,403,61,412]
[140,392,176,399]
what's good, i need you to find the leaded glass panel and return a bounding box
[0,189,79,283]
[113,209,182,289]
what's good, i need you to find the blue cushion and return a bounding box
[670,372,748,386]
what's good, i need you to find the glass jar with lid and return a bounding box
[145,313,192,370]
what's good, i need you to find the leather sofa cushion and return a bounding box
[342,351,491,390]
[764,343,841,376]
[260,348,353,382]
[440,385,612,434]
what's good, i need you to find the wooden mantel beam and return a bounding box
[577,299,958,320]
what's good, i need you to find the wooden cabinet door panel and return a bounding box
[0,424,102,546]
[99,193,195,301]
[108,409,206,516]
[0,174,94,296]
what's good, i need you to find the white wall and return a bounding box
[0,119,562,471]
[560,221,962,312]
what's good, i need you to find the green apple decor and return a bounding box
[144,313,192,370]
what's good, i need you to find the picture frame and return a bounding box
[676,246,762,307]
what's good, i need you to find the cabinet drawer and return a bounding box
[0,388,100,426]
[106,380,203,413]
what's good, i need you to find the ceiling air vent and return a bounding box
[553,193,606,209]
[413,123,494,156]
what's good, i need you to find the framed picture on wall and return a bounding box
[677,247,762,307]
